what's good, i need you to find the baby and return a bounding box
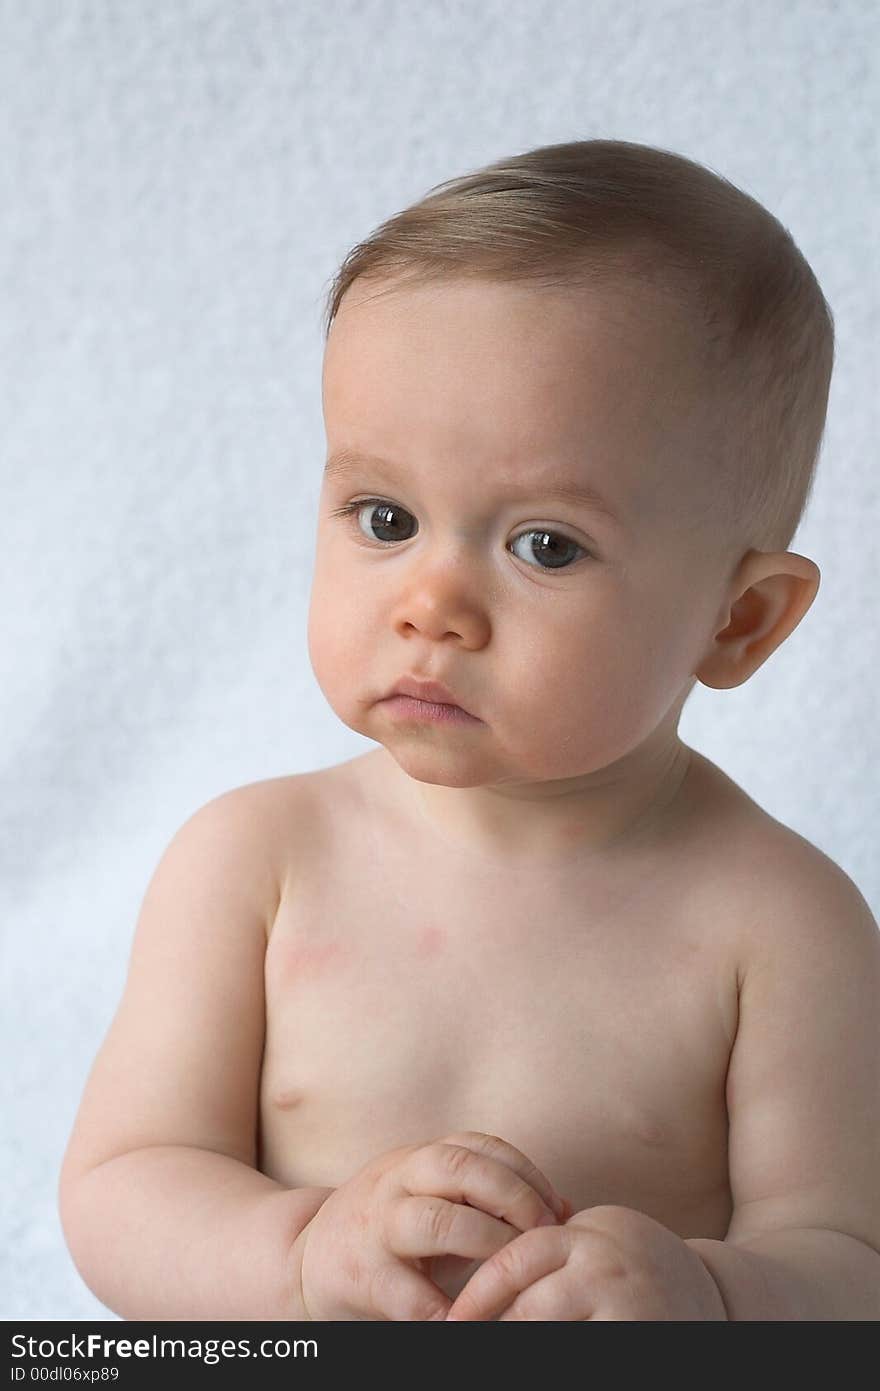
[59,140,879,1321]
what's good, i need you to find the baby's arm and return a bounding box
[59,788,330,1320]
[684,851,880,1319]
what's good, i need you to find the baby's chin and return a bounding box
[369,732,586,793]
[332,705,498,788]
[342,702,604,790]
[376,738,501,789]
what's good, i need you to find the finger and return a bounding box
[411,1129,561,1229]
[388,1194,521,1262]
[498,1269,591,1321]
[420,1252,483,1302]
[368,1260,452,1322]
[445,1227,568,1321]
[401,1142,560,1232]
[437,1132,567,1221]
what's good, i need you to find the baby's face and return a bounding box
[309,275,734,790]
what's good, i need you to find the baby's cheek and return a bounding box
[306,570,360,702]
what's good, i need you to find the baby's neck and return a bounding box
[375,738,694,869]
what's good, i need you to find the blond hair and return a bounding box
[322,139,834,553]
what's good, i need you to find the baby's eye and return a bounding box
[509,529,587,570]
[335,498,417,544]
[330,498,588,570]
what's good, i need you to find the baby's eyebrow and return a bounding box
[323,448,623,529]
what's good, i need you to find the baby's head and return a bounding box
[308,139,829,795]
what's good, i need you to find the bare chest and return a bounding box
[257,772,738,1240]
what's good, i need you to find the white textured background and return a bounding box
[1,0,877,1321]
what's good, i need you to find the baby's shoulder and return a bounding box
[218,758,365,923]
[738,817,876,971]
[684,754,876,973]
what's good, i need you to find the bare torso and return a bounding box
[257,745,763,1250]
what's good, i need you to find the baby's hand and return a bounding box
[445,1203,728,1321]
[293,1131,567,1320]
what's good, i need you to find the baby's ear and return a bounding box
[694,549,820,690]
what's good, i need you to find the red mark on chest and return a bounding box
[277,940,345,984]
[416,925,447,957]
